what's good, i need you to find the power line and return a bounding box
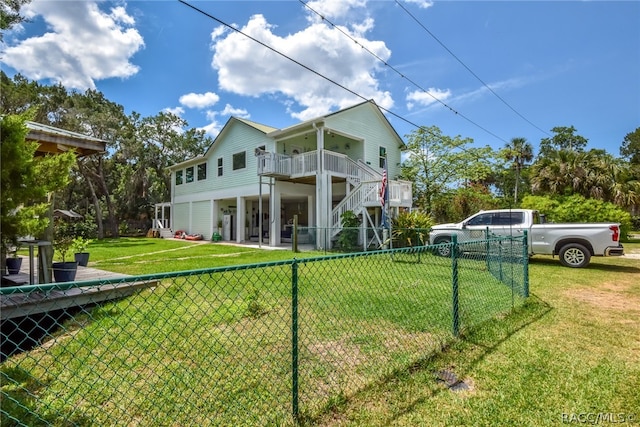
[178,0,503,162]
[299,0,509,144]
[178,0,419,132]
[395,0,551,138]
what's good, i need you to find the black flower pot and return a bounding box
[74,252,90,267]
[6,257,22,275]
[52,261,78,282]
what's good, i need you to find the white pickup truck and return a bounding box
[429,209,625,268]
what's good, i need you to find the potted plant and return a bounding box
[71,236,92,267]
[5,241,22,275]
[51,220,78,282]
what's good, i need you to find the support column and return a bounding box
[307,195,314,228]
[237,196,246,243]
[270,181,281,246]
[315,124,326,250]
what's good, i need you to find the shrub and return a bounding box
[393,210,434,247]
[521,194,632,240]
[336,210,360,251]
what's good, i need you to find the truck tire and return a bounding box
[559,243,591,268]
[433,237,452,257]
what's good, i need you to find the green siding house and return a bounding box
[162,100,412,249]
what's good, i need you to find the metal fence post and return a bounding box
[523,230,529,298]
[291,260,299,422]
[451,234,460,337]
[293,215,299,253]
[485,226,490,271]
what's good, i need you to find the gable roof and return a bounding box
[267,100,406,149]
[326,100,406,149]
[235,117,278,134]
[168,117,276,170]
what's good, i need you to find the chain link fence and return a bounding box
[2,234,528,426]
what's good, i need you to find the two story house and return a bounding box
[163,100,412,249]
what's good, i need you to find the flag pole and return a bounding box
[380,155,391,249]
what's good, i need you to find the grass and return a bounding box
[312,242,640,426]
[2,239,638,426]
[85,237,320,275]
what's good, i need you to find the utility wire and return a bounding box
[179,0,504,162]
[299,0,509,144]
[178,0,423,132]
[395,0,551,138]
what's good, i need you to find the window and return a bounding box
[175,170,183,185]
[197,163,207,180]
[185,166,194,183]
[494,212,524,226]
[379,146,387,168]
[217,158,223,176]
[467,213,492,226]
[466,212,524,227]
[233,151,246,170]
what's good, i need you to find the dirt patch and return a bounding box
[564,282,640,313]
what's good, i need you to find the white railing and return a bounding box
[290,151,318,177]
[389,180,413,206]
[257,152,291,176]
[329,180,412,232]
[155,219,169,229]
[323,151,349,177]
[330,181,379,233]
[355,159,381,182]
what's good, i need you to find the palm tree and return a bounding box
[502,137,533,203]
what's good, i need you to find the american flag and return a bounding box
[379,159,387,208]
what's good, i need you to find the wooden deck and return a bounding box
[1,257,158,320]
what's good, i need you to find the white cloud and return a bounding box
[210,12,394,121]
[304,0,368,22]
[403,0,434,9]
[199,104,250,137]
[179,92,220,109]
[1,0,144,90]
[406,88,452,109]
[198,120,223,137]
[164,106,185,117]
[220,104,250,118]
[450,76,530,106]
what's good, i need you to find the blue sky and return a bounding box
[1,0,639,157]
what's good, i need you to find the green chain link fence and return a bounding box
[2,234,528,426]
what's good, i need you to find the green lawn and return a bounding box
[2,239,638,426]
[313,242,640,426]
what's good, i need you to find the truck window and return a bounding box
[495,212,524,225]
[467,213,492,226]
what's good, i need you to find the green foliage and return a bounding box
[520,195,561,214]
[400,125,495,213]
[69,216,98,239]
[539,125,588,155]
[0,0,31,38]
[336,210,361,251]
[70,237,92,254]
[1,113,75,255]
[392,210,434,247]
[500,137,534,203]
[620,127,640,165]
[53,219,76,262]
[521,194,632,240]
[245,285,268,319]
[431,184,501,223]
